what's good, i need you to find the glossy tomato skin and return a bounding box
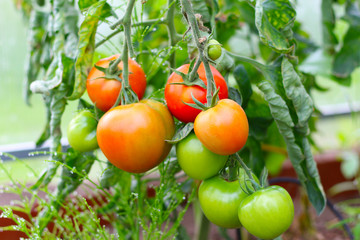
[238,186,294,239]
[96,101,175,173]
[176,132,228,180]
[198,170,257,228]
[86,54,146,112]
[164,63,228,123]
[67,110,98,152]
[194,99,249,155]
[141,99,175,160]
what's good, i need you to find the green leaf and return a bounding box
[191,0,211,23]
[24,10,49,105]
[30,52,63,95]
[166,123,194,144]
[68,0,107,100]
[321,0,338,51]
[258,80,326,214]
[333,2,360,78]
[282,58,314,131]
[100,163,130,189]
[299,49,333,77]
[333,25,360,78]
[245,137,265,177]
[148,87,165,103]
[245,92,273,140]
[56,150,96,199]
[77,98,94,110]
[233,64,252,108]
[228,87,242,106]
[301,137,326,214]
[78,0,116,19]
[255,0,296,53]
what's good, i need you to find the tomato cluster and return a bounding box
[167,62,293,239]
[67,55,174,173]
[67,53,294,238]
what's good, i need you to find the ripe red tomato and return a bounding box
[194,99,249,155]
[96,100,175,173]
[238,186,294,239]
[164,63,228,123]
[86,54,147,112]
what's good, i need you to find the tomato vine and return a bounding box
[7,0,360,239]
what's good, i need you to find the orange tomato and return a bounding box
[86,54,147,112]
[96,100,175,173]
[194,99,249,155]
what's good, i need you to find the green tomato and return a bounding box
[67,110,98,152]
[238,185,294,239]
[176,132,227,180]
[207,39,222,61]
[198,169,257,228]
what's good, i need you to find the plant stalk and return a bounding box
[166,0,177,69]
[180,0,214,107]
[233,153,260,191]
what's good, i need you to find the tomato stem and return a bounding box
[188,57,202,82]
[111,0,139,107]
[166,0,178,69]
[180,0,215,107]
[233,153,261,191]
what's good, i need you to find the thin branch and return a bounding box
[96,19,166,48]
[233,153,260,191]
[180,0,214,107]
[166,0,178,68]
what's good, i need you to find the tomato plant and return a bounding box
[13,0,358,237]
[164,63,228,123]
[96,100,174,173]
[238,186,294,239]
[176,132,228,180]
[194,99,249,155]
[86,55,147,112]
[67,110,98,152]
[198,169,257,228]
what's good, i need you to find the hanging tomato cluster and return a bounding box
[66,45,294,238]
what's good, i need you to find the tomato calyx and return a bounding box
[182,86,221,111]
[92,64,124,83]
[90,57,140,106]
[169,59,207,89]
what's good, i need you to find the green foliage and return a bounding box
[7,0,360,238]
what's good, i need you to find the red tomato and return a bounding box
[86,54,147,112]
[194,99,249,155]
[164,63,228,123]
[96,100,175,173]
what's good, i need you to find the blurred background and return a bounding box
[0,0,359,183]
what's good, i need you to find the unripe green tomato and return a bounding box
[238,185,294,239]
[207,39,222,61]
[176,132,228,180]
[67,110,98,152]
[198,169,258,228]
